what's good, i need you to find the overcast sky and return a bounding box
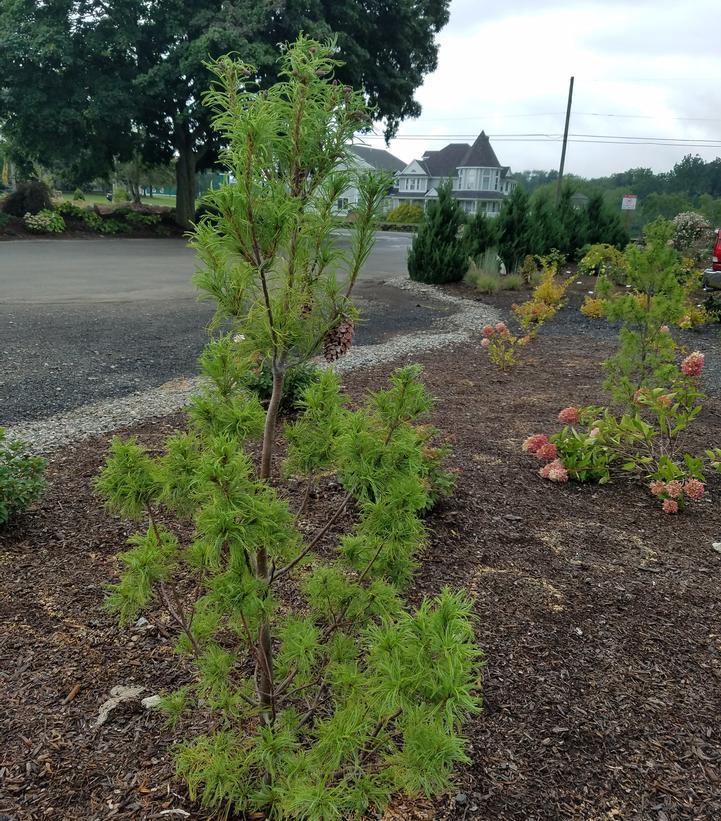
[361,0,721,177]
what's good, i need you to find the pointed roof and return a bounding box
[459,131,501,168]
[419,143,470,177]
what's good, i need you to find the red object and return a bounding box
[713,229,721,271]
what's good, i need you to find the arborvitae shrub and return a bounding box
[98,37,480,820]
[495,185,533,273]
[407,181,467,284]
[1,180,52,217]
[464,209,496,262]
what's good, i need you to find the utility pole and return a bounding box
[555,76,574,205]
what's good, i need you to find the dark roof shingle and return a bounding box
[459,131,501,168]
[349,145,406,173]
[419,143,470,178]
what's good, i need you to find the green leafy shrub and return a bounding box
[24,209,65,233]
[97,218,129,235]
[578,243,627,284]
[0,212,14,230]
[99,37,477,819]
[0,429,46,526]
[72,188,85,200]
[112,187,130,202]
[407,181,466,284]
[386,203,424,224]
[56,200,89,220]
[243,361,321,412]
[124,210,161,227]
[2,180,52,217]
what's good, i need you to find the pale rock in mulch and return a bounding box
[94,684,145,727]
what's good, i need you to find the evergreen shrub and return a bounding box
[407,181,466,284]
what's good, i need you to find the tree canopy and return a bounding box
[0,0,451,225]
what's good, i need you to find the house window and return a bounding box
[336,197,349,211]
[480,169,491,190]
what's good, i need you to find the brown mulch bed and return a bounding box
[2,337,721,819]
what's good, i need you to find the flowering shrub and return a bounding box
[24,209,65,233]
[481,254,572,370]
[480,321,528,370]
[579,243,627,284]
[672,211,712,261]
[524,356,719,512]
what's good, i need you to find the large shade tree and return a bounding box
[0,0,452,226]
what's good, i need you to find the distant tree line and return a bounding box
[516,154,721,233]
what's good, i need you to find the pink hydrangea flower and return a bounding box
[657,394,672,408]
[539,458,567,482]
[649,480,666,498]
[589,427,601,440]
[482,324,495,338]
[681,351,704,378]
[481,337,490,349]
[548,463,569,483]
[535,443,558,462]
[665,480,683,499]
[659,325,670,334]
[558,406,579,424]
[662,499,678,514]
[684,478,705,500]
[522,433,549,453]
[495,322,509,336]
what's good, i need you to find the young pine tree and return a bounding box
[495,184,533,273]
[407,180,467,283]
[599,218,686,404]
[97,37,481,820]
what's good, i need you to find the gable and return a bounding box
[400,160,428,176]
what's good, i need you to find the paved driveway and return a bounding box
[1,234,455,423]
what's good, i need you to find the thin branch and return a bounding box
[272,490,353,582]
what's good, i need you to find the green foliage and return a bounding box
[0,212,14,230]
[99,38,477,819]
[495,185,533,272]
[578,243,627,284]
[0,428,46,526]
[24,209,65,233]
[386,203,424,224]
[407,181,466,284]
[244,362,321,414]
[528,190,562,256]
[112,187,130,202]
[1,180,52,217]
[56,200,89,220]
[585,191,628,248]
[124,210,161,227]
[600,219,686,405]
[72,188,85,200]
[463,209,496,262]
[466,268,500,294]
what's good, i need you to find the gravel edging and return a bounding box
[7,279,500,454]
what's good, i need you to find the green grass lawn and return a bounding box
[58,192,177,207]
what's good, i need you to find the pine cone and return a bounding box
[324,318,354,362]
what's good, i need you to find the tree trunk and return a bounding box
[175,129,197,229]
[255,366,285,723]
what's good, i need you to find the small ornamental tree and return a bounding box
[98,37,481,818]
[495,185,533,273]
[407,181,467,283]
[598,218,686,405]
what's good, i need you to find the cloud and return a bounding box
[366,0,721,176]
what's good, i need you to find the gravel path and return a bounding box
[7,278,501,453]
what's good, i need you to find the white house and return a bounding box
[388,131,518,217]
[334,145,406,213]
